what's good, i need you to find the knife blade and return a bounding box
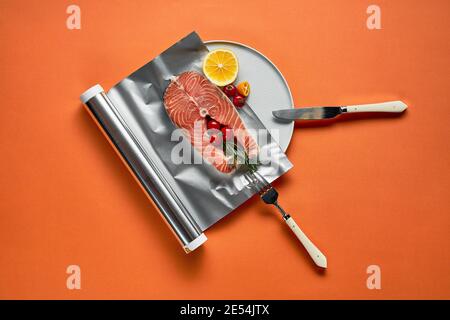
[272,101,408,121]
[273,106,343,120]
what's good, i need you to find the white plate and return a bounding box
[205,40,294,152]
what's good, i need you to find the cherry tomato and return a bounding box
[206,119,221,130]
[221,127,234,141]
[223,84,237,97]
[233,95,246,108]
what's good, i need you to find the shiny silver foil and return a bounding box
[82,32,293,252]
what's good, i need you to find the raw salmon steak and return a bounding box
[163,71,258,173]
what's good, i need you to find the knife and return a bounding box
[272,101,408,121]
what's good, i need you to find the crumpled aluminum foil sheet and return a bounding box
[85,31,293,250]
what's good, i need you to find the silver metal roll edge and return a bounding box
[80,84,207,253]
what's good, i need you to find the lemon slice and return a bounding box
[202,49,239,87]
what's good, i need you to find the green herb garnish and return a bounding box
[223,140,259,173]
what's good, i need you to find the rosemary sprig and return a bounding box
[224,140,259,173]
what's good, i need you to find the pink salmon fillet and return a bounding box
[163,71,258,173]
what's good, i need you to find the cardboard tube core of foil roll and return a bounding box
[80,84,104,104]
[184,233,208,253]
[80,84,206,252]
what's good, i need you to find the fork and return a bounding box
[245,171,327,268]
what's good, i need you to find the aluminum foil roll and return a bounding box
[80,32,293,252]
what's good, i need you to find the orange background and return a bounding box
[0,0,449,299]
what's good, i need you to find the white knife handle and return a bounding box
[346,101,407,113]
[285,217,327,268]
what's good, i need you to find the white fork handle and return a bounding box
[346,101,407,113]
[285,217,327,268]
